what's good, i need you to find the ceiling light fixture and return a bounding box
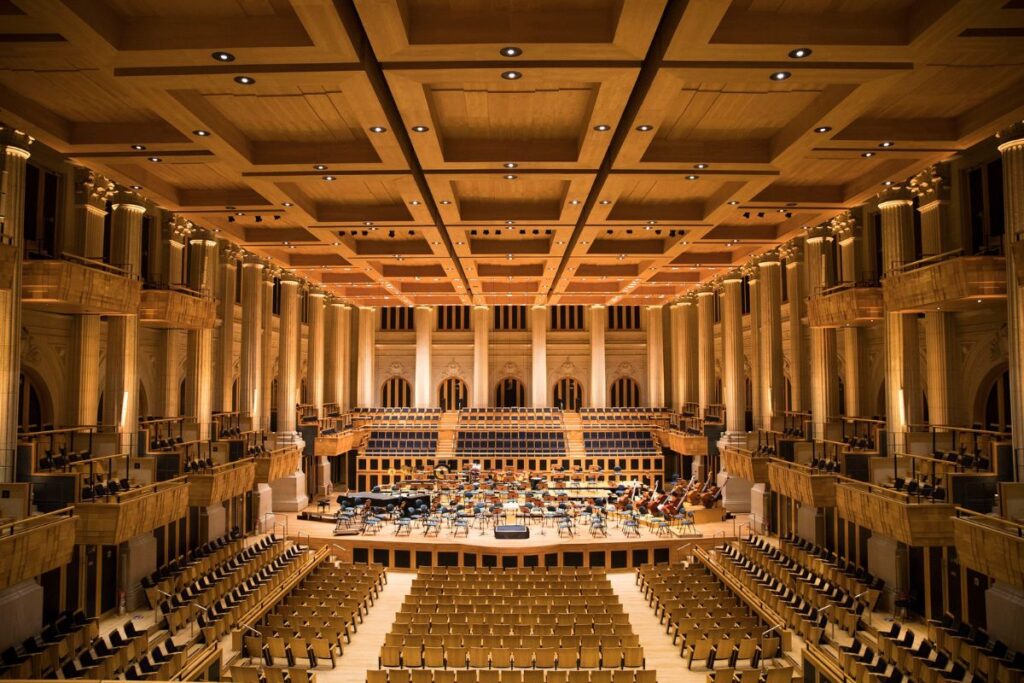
[593,124,611,132]
[879,140,894,148]
[368,126,387,133]
[788,47,812,58]
[503,162,518,168]
[234,75,255,85]
[411,125,429,132]
[314,164,327,170]
[130,185,142,190]
[599,200,611,205]
[503,174,517,180]
[695,163,708,169]
[686,175,699,180]
[193,129,211,137]
[501,71,522,80]
[635,124,654,132]
[500,46,522,57]
[322,175,336,181]
[212,51,235,62]
[283,202,293,207]
[409,200,421,205]
[770,71,791,81]
[861,151,875,158]
[813,126,832,133]
[727,200,739,205]
[570,199,581,205]
[440,200,452,205]
[148,156,162,162]
[131,144,146,151]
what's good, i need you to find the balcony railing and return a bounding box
[806,280,883,327]
[768,459,837,508]
[721,445,769,483]
[22,252,141,315]
[75,477,189,546]
[254,446,302,484]
[835,479,956,547]
[882,248,1006,312]
[139,283,217,328]
[952,509,1024,591]
[0,507,77,590]
[188,458,256,507]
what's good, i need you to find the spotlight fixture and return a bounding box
[501,71,522,80]
[322,175,336,181]
[785,212,792,218]
[212,51,235,62]
[131,144,146,151]
[635,124,654,132]
[770,71,791,81]
[368,126,387,133]
[813,126,832,133]
[861,151,875,158]
[148,156,162,162]
[503,162,518,168]
[685,175,699,180]
[695,163,708,169]
[503,174,517,180]
[742,212,750,219]
[505,220,515,225]
[593,124,611,132]
[314,164,327,170]
[227,216,235,223]
[254,216,262,223]
[757,211,765,218]
[500,46,522,57]
[788,47,812,58]
[879,140,894,148]
[234,75,255,85]
[235,212,244,216]
[193,129,211,137]
[411,125,429,133]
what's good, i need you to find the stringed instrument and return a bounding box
[685,473,713,505]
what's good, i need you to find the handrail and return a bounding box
[887,248,965,275]
[814,279,880,296]
[77,475,188,504]
[46,251,135,278]
[0,506,74,537]
[17,424,99,438]
[906,422,1011,439]
[953,507,1024,537]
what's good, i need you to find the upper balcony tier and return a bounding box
[882,250,1006,313]
[22,254,141,315]
[139,285,217,329]
[75,478,189,546]
[952,509,1024,591]
[806,282,883,328]
[657,428,708,457]
[721,445,769,483]
[768,460,837,508]
[188,459,256,507]
[254,446,302,484]
[836,480,956,547]
[0,507,77,591]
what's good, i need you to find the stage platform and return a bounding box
[279,502,749,571]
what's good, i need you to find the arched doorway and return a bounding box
[438,377,467,410]
[609,377,640,408]
[977,366,1011,432]
[495,377,525,407]
[18,371,52,432]
[381,376,411,408]
[553,377,583,410]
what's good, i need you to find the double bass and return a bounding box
[685,474,713,505]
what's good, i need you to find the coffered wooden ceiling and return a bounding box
[2,0,1023,306]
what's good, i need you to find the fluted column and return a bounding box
[356,307,376,408]
[0,127,31,472]
[669,303,685,411]
[747,268,763,430]
[325,300,351,410]
[997,126,1024,479]
[215,244,238,412]
[646,306,666,408]
[697,289,716,414]
[832,213,863,417]
[590,305,607,408]
[781,241,809,412]
[473,306,489,407]
[260,267,275,432]
[913,165,959,426]
[414,305,433,408]
[159,330,182,417]
[531,306,548,407]
[186,229,217,438]
[758,254,784,429]
[102,190,145,453]
[239,256,264,428]
[880,188,924,447]
[721,277,744,436]
[67,169,111,427]
[678,299,698,407]
[276,277,301,443]
[306,289,326,412]
[806,228,839,440]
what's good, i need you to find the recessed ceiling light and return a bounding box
[131,144,146,151]
[322,175,336,181]
[130,185,142,190]
[409,200,421,205]
[686,175,699,180]
[212,51,235,62]
[728,200,739,205]
[283,202,293,207]
[363,221,373,226]
[593,124,611,132]
[813,126,832,133]
[411,125,429,133]
[879,140,894,148]
[861,151,875,158]
[501,71,522,80]
[313,164,328,171]
[500,46,522,57]
[770,71,791,81]
[599,200,611,205]
[148,156,162,162]
[503,162,518,169]
[503,174,517,180]
[235,212,245,216]
[570,199,581,205]
[788,47,812,59]
[193,129,211,137]
[369,126,387,133]
[234,75,255,85]
[456,241,464,245]
[882,180,894,186]
[505,220,515,225]
[440,200,452,205]
[635,124,654,132]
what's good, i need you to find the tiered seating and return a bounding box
[232,665,317,683]
[143,532,246,608]
[925,614,1024,683]
[778,535,883,610]
[239,563,387,671]
[155,535,308,643]
[353,408,443,426]
[457,431,565,456]
[579,409,669,426]
[582,432,656,455]
[715,542,829,645]
[635,564,782,671]
[0,609,98,679]
[377,568,645,672]
[459,409,563,428]
[367,431,438,455]
[367,670,656,683]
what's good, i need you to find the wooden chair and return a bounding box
[381,645,402,668]
[311,638,336,669]
[402,646,424,668]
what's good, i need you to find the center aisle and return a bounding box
[321,571,415,683]
[608,572,708,683]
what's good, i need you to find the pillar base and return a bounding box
[718,471,752,513]
[120,533,157,611]
[253,483,276,532]
[275,431,306,450]
[0,580,43,651]
[315,456,332,498]
[986,582,1024,652]
[199,504,227,544]
[867,534,905,612]
[271,471,309,512]
[749,483,769,532]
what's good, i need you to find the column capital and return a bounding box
[804,224,833,243]
[908,163,951,206]
[220,241,243,263]
[756,250,782,267]
[74,168,114,210]
[308,287,327,299]
[415,304,433,311]
[110,188,147,212]
[828,210,860,243]
[242,253,265,268]
[327,296,347,308]
[473,304,489,311]
[721,269,743,284]
[0,124,33,157]
[188,228,217,245]
[996,121,1024,151]
[590,303,606,310]
[696,282,717,296]
[279,274,302,286]
[741,259,760,280]
[876,184,914,208]
[778,239,802,263]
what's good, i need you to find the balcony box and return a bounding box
[883,253,1006,313]
[139,286,217,329]
[806,283,883,328]
[22,255,141,315]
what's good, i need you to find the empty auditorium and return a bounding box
[1,2,1023,683]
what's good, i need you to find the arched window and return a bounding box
[438,378,467,410]
[18,372,51,432]
[495,378,525,407]
[553,377,583,410]
[980,368,1011,432]
[609,377,640,408]
[381,377,411,408]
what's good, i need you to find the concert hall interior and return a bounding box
[1,2,1024,683]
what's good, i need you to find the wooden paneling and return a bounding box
[22,259,141,315]
[0,509,77,590]
[882,256,1006,313]
[806,286,884,328]
[768,461,837,508]
[655,429,708,457]
[722,446,769,484]
[314,429,366,457]
[75,479,189,546]
[254,446,302,484]
[188,459,256,507]
[953,514,1024,591]
[835,482,956,547]
[139,288,217,329]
